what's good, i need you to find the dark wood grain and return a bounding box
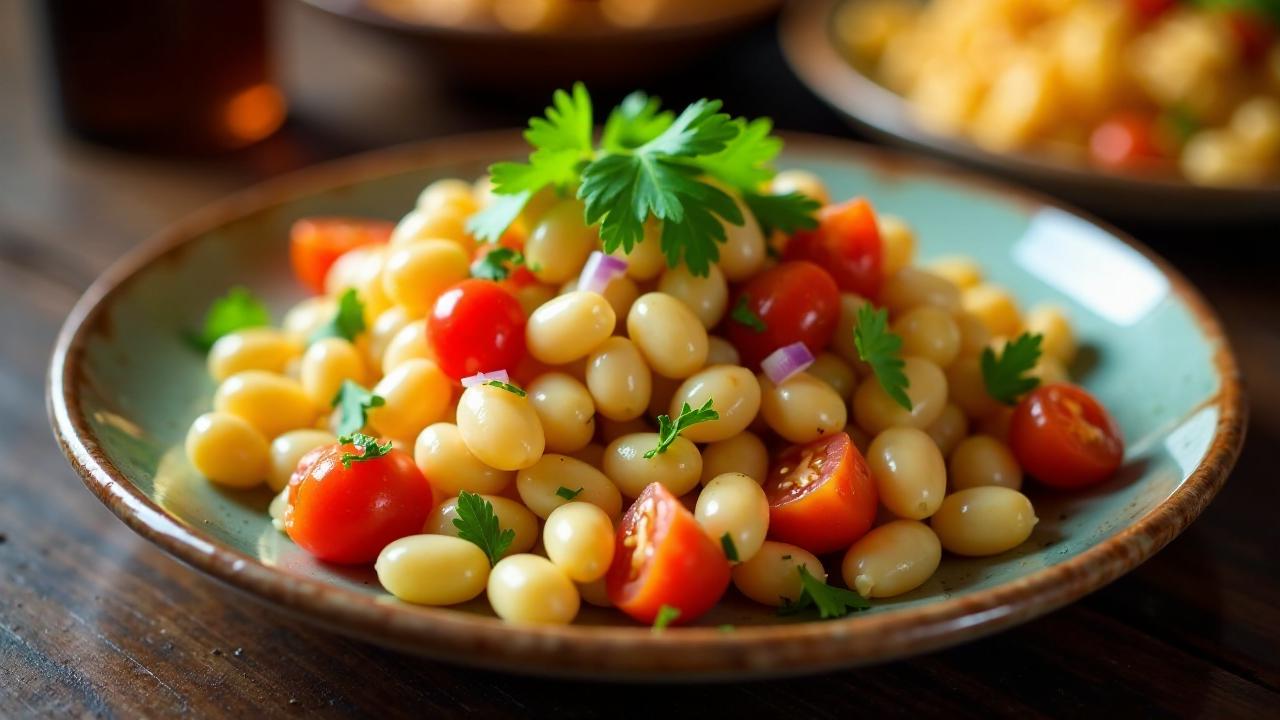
[2,1,1278,717]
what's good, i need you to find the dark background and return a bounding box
[2,2,1278,717]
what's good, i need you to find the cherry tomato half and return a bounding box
[606,482,730,625]
[724,260,840,369]
[289,217,393,295]
[784,197,883,299]
[764,432,877,554]
[427,279,527,381]
[1009,383,1124,490]
[285,442,434,564]
[1089,112,1163,171]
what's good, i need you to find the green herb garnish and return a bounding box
[468,85,817,277]
[485,380,527,397]
[186,286,270,351]
[720,533,739,562]
[982,332,1044,405]
[471,246,528,281]
[652,604,681,632]
[777,566,871,620]
[645,398,719,458]
[555,486,584,501]
[453,491,516,567]
[338,432,393,468]
[717,624,736,633]
[310,288,365,343]
[331,381,385,437]
[731,294,767,333]
[854,304,911,411]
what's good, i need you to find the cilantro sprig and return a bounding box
[471,246,529,281]
[332,381,385,437]
[310,288,365,343]
[854,304,912,411]
[982,332,1044,405]
[453,491,516,567]
[468,85,818,277]
[731,294,767,333]
[652,604,681,632]
[645,398,719,458]
[338,433,393,468]
[186,286,270,351]
[777,567,871,620]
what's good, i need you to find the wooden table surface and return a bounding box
[3,2,1278,717]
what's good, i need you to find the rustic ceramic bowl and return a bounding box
[48,131,1245,680]
[780,0,1280,222]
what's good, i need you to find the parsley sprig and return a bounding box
[186,286,270,351]
[468,85,818,277]
[777,567,871,620]
[310,288,365,343]
[854,304,912,411]
[645,398,719,458]
[730,294,767,333]
[453,491,516,567]
[331,381,385,437]
[982,332,1044,405]
[338,433,393,468]
[471,246,529,281]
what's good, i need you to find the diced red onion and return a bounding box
[578,251,628,294]
[461,369,510,389]
[761,342,815,385]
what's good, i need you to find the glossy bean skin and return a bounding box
[368,306,415,368]
[769,169,831,205]
[543,502,616,582]
[208,328,301,383]
[603,433,701,498]
[381,319,433,374]
[925,403,969,457]
[185,412,269,487]
[528,373,596,453]
[585,337,652,422]
[945,356,1002,420]
[669,365,761,443]
[324,245,391,323]
[455,383,546,471]
[878,214,916,277]
[267,429,336,492]
[1025,305,1077,364]
[695,473,770,563]
[560,274,639,322]
[807,352,858,399]
[282,297,336,345]
[853,357,948,434]
[718,203,768,282]
[376,535,489,606]
[758,372,847,444]
[657,263,729,328]
[867,427,947,520]
[962,284,1022,338]
[426,495,538,557]
[525,201,597,284]
[831,293,872,365]
[926,256,982,290]
[213,370,317,440]
[299,337,366,407]
[949,435,1023,490]
[390,207,473,253]
[931,487,1037,556]
[526,291,616,365]
[892,306,961,368]
[418,178,480,216]
[367,358,452,442]
[608,220,664,281]
[487,554,580,625]
[705,336,741,366]
[413,422,514,497]
[626,292,708,379]
[955,312,993,358]
[516,454,623,520]
[881,268,962,317]
[841,520,941,598]
[730,541,825,607]
[576,576,613,608]
[700,431,769,485]
[381,239,471,315]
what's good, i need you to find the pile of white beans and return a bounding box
[184,169,1079,625]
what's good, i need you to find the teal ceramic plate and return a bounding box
[48,132,1246,680]
[780,0,1280,222]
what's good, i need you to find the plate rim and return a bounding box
[779,0,1280,203]
[46,129,1247,679]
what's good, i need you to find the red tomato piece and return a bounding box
[784,197,883,299]
[1009,383,1125,490]
[1089,112,1163,171]
[724,260,840,369]
[606,482,730,625]
[764,433,877,554]
[1227,10,1276,64]
[1127,0,1176,24]
[285,442,433,564]
[289,217,393,295]
[427,279,527,381]
[472,230,536,290]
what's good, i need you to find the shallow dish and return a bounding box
[48,131,1245,680]
[780,0,1280,222]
